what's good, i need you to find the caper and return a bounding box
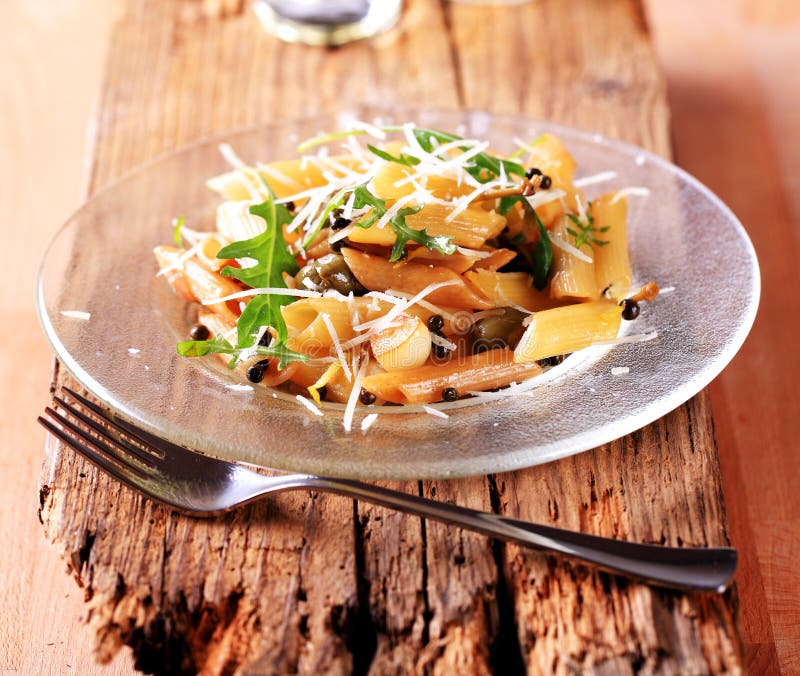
[315,253,366,296]
[295,263,329,293]
[471,308,528,352]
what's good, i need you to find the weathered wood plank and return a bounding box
[38,0,743,672]
[447,1,742,670]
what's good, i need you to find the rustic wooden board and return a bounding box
[39,0,744,672]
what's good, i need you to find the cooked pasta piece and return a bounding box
[159,122,655,417]
[469,248,517,272]
[371,161,474,201]
[513,301,622,363]
[360,349,542,404]
[592,191,632,300]
[207,154,367,200]
[154,246,241,322]
[405,248,481,274]
[216,201,270,242]
[465,269,563,312]
[523,133,581,226]
[345,203,506,250]
[341,248,494,309]
[548,215,600,301]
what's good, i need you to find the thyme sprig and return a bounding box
[566,204,610,250]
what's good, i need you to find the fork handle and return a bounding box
[296,476,736,592]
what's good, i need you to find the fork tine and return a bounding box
[63,387,173,458]
[53,395,160,468]
[38,414,152,487]
[42,406,153,478]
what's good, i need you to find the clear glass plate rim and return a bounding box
[37,108,761,479]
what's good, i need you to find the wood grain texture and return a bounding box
[646,2,800,672]
[36,0,745,673]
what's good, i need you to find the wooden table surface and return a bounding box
[1,0,797,673]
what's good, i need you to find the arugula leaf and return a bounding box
[297,125,525,182]
[389,206,456,262]
[349,184,455,261]
[498,195,524,216]
[366,144,420,168]
[529,208,553,291]
[217,199,301,367]
[172,216,185,246]
[177,335,309,367]
[351,183,387,229]
[409,127,525,182]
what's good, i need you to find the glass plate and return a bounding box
[38,109,760,479]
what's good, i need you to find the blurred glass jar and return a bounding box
[254,0,403,47]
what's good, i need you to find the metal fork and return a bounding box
[39,387,736,592]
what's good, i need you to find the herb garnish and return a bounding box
[366,144,420,168]
[566,203,610,250]
[176,198,308,370]
[527,205,553,291]
[298,125,525,183]
[350,184,456,262]
[177,334,308,367]
[172,216,185,246]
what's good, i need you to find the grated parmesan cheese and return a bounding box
[573,171,617,188]
[422,406,449,420]
[296,394,324,416]
[550,235,593,264]
[60,310,91,320]
[360,412,379,432]
[320,312,353,381]
[610,187,651,205]
[343,354,369,432]
[226,384,254,392]
[353,280,459,334]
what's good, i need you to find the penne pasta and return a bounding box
[371,161,474,201]
[549,215,600,301]
[158,122,656,418]
[207,154,367,201]
[513,301,622,363]
[345,202,506,249]
[465,269,563,312]
[592,192,632,299]
[154,246,241,322]
[360,349,542,404]
[342,248,494,310]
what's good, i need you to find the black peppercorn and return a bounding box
[359,388,377,405]
[540,175,552,190]
[246,359,270,383]
[426,314,445,332]
[332,216,351,230]
[189,324,210,341]
[620,298,640,320]
[432,343,451,360]
[525,167,543,179]
[537,354,566,368]
[258,332,272,347]
[442,387,458,402]
[285,201,296,212]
